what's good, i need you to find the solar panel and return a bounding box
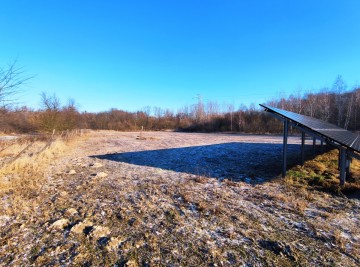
[260,104,360,153]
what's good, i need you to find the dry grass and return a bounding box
[0,133,87,218]
[286,149,360,195]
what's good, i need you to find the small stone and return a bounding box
[60,191,68,197]
[0,215,11,227]
[68,170,76,175]
[97,172,108,178]
[51,219,70,230]
[93,162,103,168]
[91,226,111,239]
[125,259,139,267]
[135,240,144,248]
[65,208,78,216]
[71,219,93,235]
[107,237,125,252]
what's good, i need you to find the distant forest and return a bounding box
[1,68,360,134]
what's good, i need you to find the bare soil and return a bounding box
[1,131,359,266]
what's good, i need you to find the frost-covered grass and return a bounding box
[0,131,359,266]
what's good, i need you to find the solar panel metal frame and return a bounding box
[260,104,360,154]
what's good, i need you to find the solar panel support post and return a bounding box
[282,120,288,178]
[320,140,324,153]
[339,147,347,186]
[312,137,316,158]
[301,131,305,165]
[346,156,351,179]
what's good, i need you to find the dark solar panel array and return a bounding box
[260,104,360,153]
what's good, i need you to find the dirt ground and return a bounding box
[91,131,305,182]
[0,131,359,266]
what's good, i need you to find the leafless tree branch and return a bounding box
[0,60,33,108]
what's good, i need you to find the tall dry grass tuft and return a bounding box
[0,132,86,217]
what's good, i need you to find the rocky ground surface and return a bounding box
[0,131,359,266]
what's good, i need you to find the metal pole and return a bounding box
[282,120,288,178]
[339,147,346,186]
[346,156,351,180]
[320,140,324,153]
[312,137,316,158]
[301,131,305,165]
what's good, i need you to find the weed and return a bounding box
[286,149,360,195]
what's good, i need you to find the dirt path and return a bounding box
[1,131,359,266]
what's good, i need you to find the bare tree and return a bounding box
[205,101,220,118]
[354,88,360,130]
[318,89,332,122]
[333,75,346,127]
[227,103,235,131]
[66,98,78,111]
[62,98,80,130]
[304,91,316,117]
[237,104,247,132]
[0,61,32,108]
[344,93,354,130]
[194,94,204,122]
[288,90,303,113]
[41,92,61,111]
[39,92,61,131]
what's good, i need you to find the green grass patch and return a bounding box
[286,149,360,196]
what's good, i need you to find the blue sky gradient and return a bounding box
[1,1,359,112]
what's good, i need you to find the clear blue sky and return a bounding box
[1,0,360,113]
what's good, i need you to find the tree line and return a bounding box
[1,62,359,134]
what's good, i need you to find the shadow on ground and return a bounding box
[92,142,310,184]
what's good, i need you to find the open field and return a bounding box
[0,131,359,266]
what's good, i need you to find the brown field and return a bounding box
[0,131,359,266]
